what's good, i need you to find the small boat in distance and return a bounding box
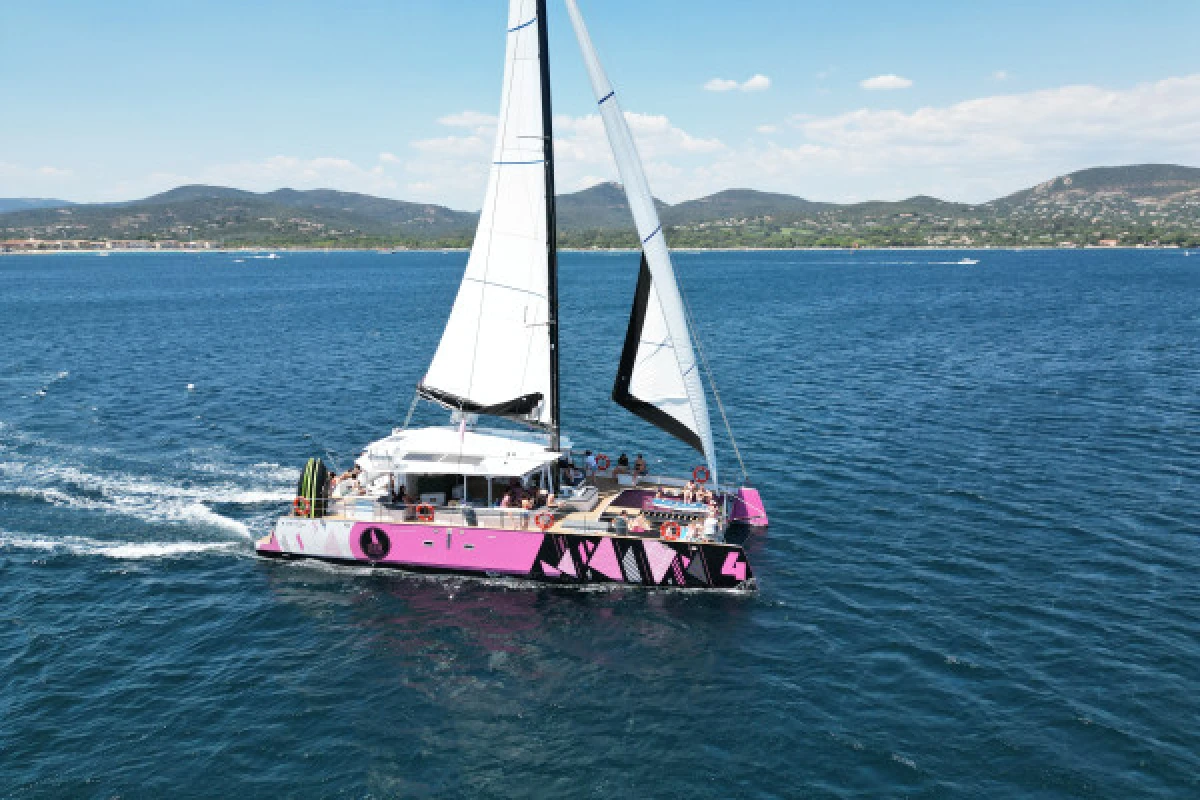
[957,258,980,265]
[254,0,767,590]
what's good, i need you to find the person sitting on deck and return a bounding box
[584,450,597,478]
[633,454,648,476]
[613,511,630,535]
[683,480,697,504]
[614,453,630,475]
[630,512,650,533]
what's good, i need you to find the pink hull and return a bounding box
[349,523,545,574]
[732,487,769,528]
[257,517,757,590]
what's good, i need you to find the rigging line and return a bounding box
[402,391,420,429]
[678,279,750,485]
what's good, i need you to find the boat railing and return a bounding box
[316,497,550,531]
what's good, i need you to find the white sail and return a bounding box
[420,0,552,426]
[565,0,718,481]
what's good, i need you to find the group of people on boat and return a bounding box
[497,476,552,511]
[329,466,368,498]
[579,450,648,479]
[656,483,718,512]
[613,507,719,542]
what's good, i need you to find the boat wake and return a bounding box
[0,530,242,560]
[31,370,70,399]
[0,427,295,539]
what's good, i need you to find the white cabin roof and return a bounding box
[356,426,564,478]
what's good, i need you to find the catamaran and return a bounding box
[255,0,768,589]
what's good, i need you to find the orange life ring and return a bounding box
[595,454,611,471]
[692,465,711,485]
[661,521,681,541]
[534,511,555,531]
[292,496,310,517]
[415,503,435,522]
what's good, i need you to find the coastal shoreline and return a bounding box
[1,245,1192,256]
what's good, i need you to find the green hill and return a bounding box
[3,164,1198,249]
[0,198,73,214]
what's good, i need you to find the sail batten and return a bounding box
[419,0,554,428]
[566,0,718,481]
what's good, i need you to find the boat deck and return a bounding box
[310,477,733,544]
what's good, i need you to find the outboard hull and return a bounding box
[257,517,756,591]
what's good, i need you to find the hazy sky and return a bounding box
[3,0,1199,208]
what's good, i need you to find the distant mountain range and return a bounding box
[0,198,74,214]
[3,164,1198,249]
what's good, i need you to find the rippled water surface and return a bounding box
[2,250,1197,798]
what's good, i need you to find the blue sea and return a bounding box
[1,249,1197,798]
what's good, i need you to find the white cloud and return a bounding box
[94,154,407,201]
[411,133,491,156]
[200,156,397,194]
[861,74,914,91]
[14,75,1200,211]
[993,70,1009,82]
[703,78,740,93]
[0,161,73,181]
[397,75,1200,207]
[705,75,771,93]
[742,74,772,92]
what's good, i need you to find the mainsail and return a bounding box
[419,0,555,428]
[565,0,719,482]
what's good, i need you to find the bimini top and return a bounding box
[356,426,564,479]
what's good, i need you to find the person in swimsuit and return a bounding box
[633,454,648,476]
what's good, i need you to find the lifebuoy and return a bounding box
[692,465,711,485]
[595,454,611,471]
[415,503,435,522]
[661,521,681,541]
[534,511,555,531]
[293,496,311,516]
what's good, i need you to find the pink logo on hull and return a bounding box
[721,552,747,582]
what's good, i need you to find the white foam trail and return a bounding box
[0,532,240,560]
[0,458,291,539]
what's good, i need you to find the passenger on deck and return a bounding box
[584,450,597,478]
[614,453,630,475]
[613,511,630,535]
[683,480,697,504]
[630,512,650,533]
[633,454,648,476]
